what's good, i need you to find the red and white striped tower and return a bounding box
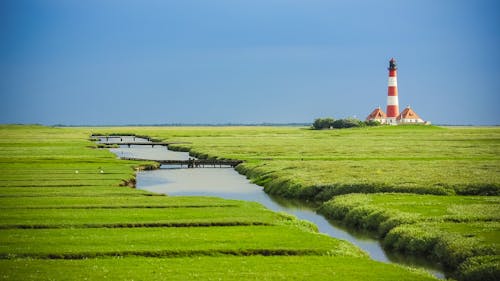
[386,58,399,124]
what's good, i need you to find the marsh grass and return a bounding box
[0,125,439,280]
[0,225,367,259]
[83,125,499,280]
[319,193,500,279]
[0,203,280,228]
[0,195,241,208]
[0,186,154,197]
[0,256,437,281]
[89,125,499,197]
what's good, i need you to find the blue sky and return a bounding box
[1,0,499,125]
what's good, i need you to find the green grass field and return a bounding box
[0,125,438,280]
[0,256,435,281]
[90,125,499,197]
[87,125,499,280]
[318,194,500,280]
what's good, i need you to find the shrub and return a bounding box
[312,118,335,130]
[365,120,381,126]
[312,117,380,130]
[332,118,364,129]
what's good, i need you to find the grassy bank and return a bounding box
[318,194,500,280]
[0,125,437,280]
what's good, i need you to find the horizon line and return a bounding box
[1,122,499,127]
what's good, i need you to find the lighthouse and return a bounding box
[366,58,429,125]
[386,58,399,124]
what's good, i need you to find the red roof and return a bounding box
[366,107,386,120]
[396,107,422,120]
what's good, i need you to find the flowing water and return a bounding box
[103,136,445,279]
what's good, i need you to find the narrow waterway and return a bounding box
[102,136,445,279]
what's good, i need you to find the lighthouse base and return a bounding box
[366,106,429,125]
[379,118,428,125]
[384,118,398,125]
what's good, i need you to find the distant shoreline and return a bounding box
[52,123,312,127]
[1,123,499,127]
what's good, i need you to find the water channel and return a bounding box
[103,136,445,279]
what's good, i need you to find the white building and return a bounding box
[366,106,428,125]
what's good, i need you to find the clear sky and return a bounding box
[1,0,499,125]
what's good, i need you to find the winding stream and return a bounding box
[103,136,445,279]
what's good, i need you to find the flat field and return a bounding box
[0,256,434,281]
[88,125,500,280]
[0,125,437,280]
[91,125,499,197]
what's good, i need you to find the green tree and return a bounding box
[312,118,335,130]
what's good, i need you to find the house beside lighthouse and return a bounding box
[366,107,386,123]
[366,58,429,125]
[396,106,425,124]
